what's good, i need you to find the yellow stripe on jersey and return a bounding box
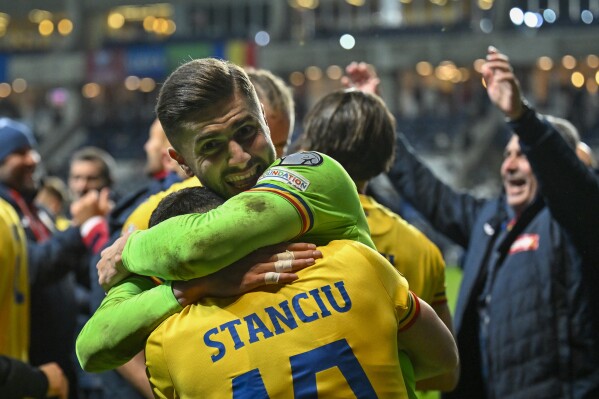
[122,177,201,233]
[398,292,420,332]
[248,184,314,236]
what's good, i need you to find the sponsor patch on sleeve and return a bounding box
[278,151,323,166]
[258,167,310,191]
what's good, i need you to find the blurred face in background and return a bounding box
[501,135,538,216]
[262,101,291,158]
[0,147,40,195]
[69,159,109,199]
[144,118,169,177]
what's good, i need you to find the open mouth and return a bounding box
[505,177,527,196]
[508,178,525,187]
[224,164,261,189]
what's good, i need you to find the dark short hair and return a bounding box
[156,58,259,150]
[300,89,396,182]
[149,186,224,227]
[70,146,116,187]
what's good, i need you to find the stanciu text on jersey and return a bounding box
[204,280,351,362]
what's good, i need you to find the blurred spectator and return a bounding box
[386,48,599,398]
[68,146,117,203]
[0,196,69,399]
[0,117,107,399]
[36,176,70,230]
[142,118,186,181]
[108,118,184,237]
[246,68,295,157]
[67,147,118,399]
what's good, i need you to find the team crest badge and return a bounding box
[279,152,323,166]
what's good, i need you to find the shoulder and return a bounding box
[258,151,353,193]
[323,240,407,285]
[123,178,201,233]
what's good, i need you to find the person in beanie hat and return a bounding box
[0,117,108,398]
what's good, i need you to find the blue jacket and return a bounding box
[0,184,87,398]
[387,111,599,399]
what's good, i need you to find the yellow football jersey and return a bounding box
[122,177,201,233]
[360,194,447,306]
[146,240,418,398]
[0,198,30,360]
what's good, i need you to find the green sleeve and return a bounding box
[76,276,182,372]
[122,152,374,281]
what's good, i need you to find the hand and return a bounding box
[70,188,113,226]
[172,242,323,306]
[481,46,526,120]
[341,62,381,95]
[39,362,68,399]
[98,232,132,291]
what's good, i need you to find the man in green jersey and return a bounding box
[96,57,374,287]
[78,57,374,372]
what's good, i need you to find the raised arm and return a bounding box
[483,47,599,260]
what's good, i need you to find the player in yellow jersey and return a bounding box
[0,197,68,398]
[298,87,459,392]
[142,186,457,398]
[0,198,29,360]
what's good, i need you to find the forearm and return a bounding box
[122,193,300,280]
[415,302,459,391]
[398,298,459,382]
[116,351,153,399]
[76,277,181,372]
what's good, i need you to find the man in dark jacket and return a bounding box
[0,118,108,398]
[342,47,599,398]
[386,48,599,398]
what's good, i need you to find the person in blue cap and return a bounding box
[0,117,107,398]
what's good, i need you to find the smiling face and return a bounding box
[0,147,40,194]
[501,135,538,216]
[169,91,276,200]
